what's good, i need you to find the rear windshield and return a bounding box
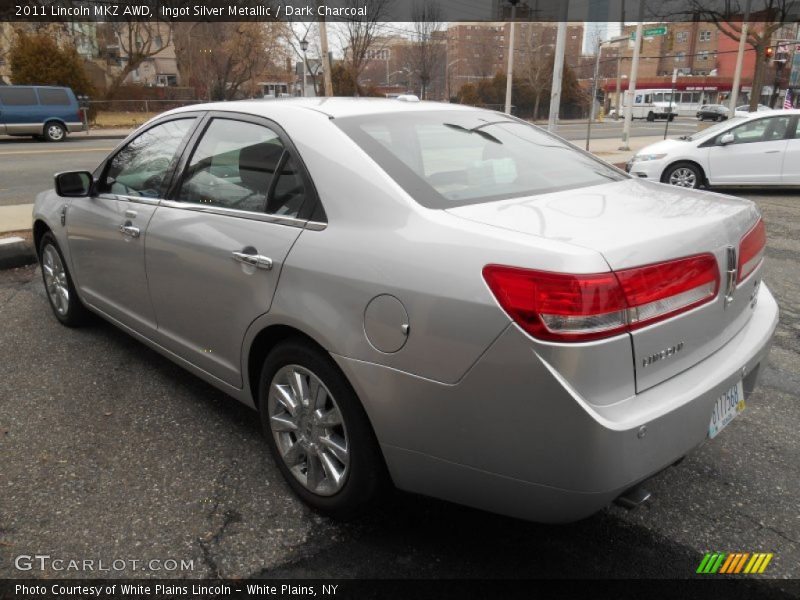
[0,87,38,106]
[38,88,71,106]
[335,111,626,208]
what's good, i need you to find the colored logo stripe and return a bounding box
[699,552,773,574]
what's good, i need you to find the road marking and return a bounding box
[0,147,113,156]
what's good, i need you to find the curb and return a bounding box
[0,236,37,270]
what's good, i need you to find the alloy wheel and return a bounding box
[47,124,65,141]
[268,364,350,496]
[668,167,697,188]
[42,244,70,316]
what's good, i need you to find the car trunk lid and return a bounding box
[449,178,763,392]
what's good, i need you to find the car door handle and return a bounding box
[118,224,140,238]
[232,251,273,270]
[765,150,781,154]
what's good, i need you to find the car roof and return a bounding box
[167,97,484,120]
[735,108,800,118]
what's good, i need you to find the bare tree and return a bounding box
[519,31,552,120]
[408,0,446,99]
[105,20,173,99]
[285,22,322,95]
[338,0,392,94]
[677,0,796,111]
[174,22,289,101]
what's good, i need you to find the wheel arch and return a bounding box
[660,159,707,187]
[33,219,52,258]
[246,324,333,411]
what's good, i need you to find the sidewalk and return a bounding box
[582,135,664,166]
[0,204,33,234]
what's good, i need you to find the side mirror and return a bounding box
[719,132,735,146]
[55,171,93,197]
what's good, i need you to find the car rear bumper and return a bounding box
[335,283,778,522]
[66,122,86,133]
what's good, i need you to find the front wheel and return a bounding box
[39,232,89,326]
[668,114,675,122]
[663,162,703,189]
[259,339,388,519]
[647,111,655,122]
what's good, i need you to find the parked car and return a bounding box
[34,99,778,523]
[734,104,773,117]
[0,85,85,141]
[627,109,800,188]
[696,104,729,121]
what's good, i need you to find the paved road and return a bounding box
[555,116,698,141]
[0,118,700,207]
[0,138,116,207]
[0,190,798,594]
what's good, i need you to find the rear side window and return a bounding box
[177,118,308,217]
[336,111,625,208]
[0,87,38,106]
[38,88,70,106]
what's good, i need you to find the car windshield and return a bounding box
[335,111,626,208]
[684,116,746,141]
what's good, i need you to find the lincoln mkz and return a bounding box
[33,99,778,522]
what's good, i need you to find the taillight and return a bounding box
[738,218,765,283]
[483,254,719,343]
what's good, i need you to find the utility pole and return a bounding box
[587,35,628,150]
[317,9,333,96]
[728,0,752,115]
[664,67,677,139]
[620,18,643,150]
[548,20,568,131]
[615,0,625,119]
[504,0,519,114]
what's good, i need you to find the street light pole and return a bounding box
[300,37,309,97]
[504,0,519,114]
[587,36,628,151]
[729,0,752,115]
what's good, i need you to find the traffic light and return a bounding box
[765,46,774,61]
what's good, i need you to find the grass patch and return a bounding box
[92,111,160,129]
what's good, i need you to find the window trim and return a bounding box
[165,111,325,226]
[699,115,795,148]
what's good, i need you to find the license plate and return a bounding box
[708,381,745,439]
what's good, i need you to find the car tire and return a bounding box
[43,121,66,142]
[663,162,703,189]
[647,111,655,122]
[39,232,89,326]
[668,114,675,122]
[259,338,388,519]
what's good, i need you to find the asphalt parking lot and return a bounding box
[0,190,798,595]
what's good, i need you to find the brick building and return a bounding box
[446,22,584,96]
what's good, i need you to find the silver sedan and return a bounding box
[33,99,778,522]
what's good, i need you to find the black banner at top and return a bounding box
[0,0,799,22]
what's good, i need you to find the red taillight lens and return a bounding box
[738,218,765,283]
[483,254,720,343]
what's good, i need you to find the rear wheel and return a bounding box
[259,339,388,519]
[668,114,675,122]
[43,121,66,142]
[663,162,703,189]
[39,232,88,326]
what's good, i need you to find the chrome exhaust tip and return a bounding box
[614,486,652,510]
